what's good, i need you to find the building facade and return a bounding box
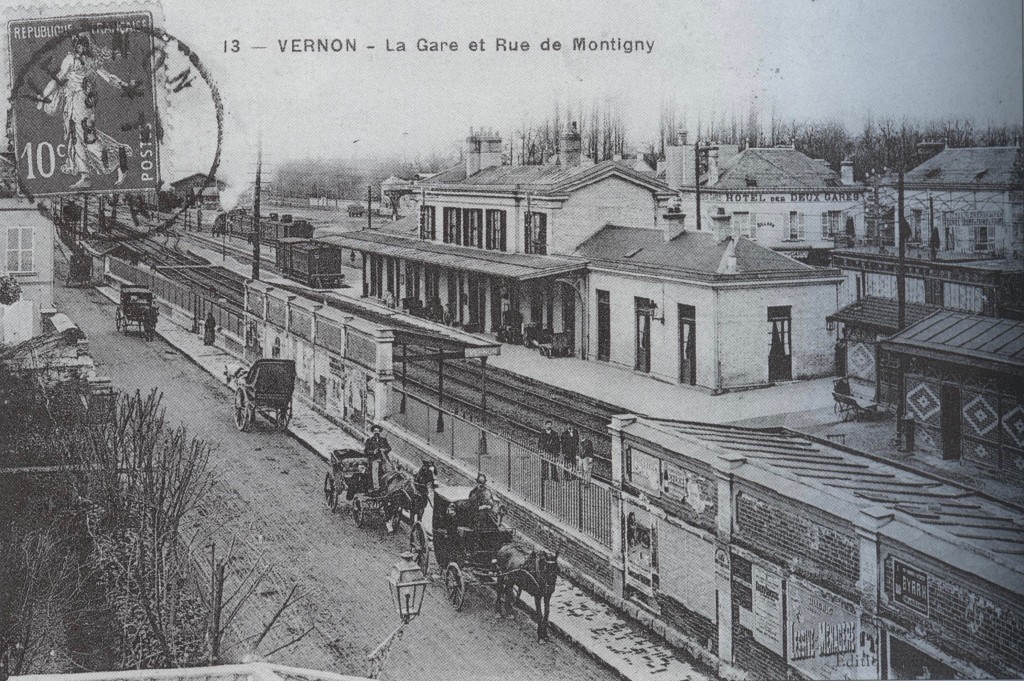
[668,138,867,259]
[609,415,1024,681]
[1,197,54,343]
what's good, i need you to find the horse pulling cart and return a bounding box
[231,359,295,432]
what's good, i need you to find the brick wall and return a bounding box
[730,554,788,681]
[881,549,1024,678]
[734,490,859,600]
[655,594,718,655]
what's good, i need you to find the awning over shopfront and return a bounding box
[321,231,587,281]
[880,309,1024,377]
[827,297,941,335]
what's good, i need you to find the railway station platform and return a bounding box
[487,342,838,426]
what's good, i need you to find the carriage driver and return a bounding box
[364,424,392,489]
[468,473,495,527]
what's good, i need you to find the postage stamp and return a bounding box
[8,12,161,196]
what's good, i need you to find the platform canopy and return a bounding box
[321,231,587,282]
[827,296,942,335]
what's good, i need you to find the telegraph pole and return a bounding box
[252,133,263,281]
[694,141,702,231]
[895,168,907,449]
[367,185,372,231]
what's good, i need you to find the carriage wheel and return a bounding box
[410,522,429,574]
[115,307,124,333]
[352,497,365,527]
[276,403,292,431]
[445,564,466,611]
[324,473,338,512]
[234,391,252,432]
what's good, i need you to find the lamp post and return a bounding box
[367,552,428,679]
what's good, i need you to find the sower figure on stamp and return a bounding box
[538,420,561,482]
[38,35,134,189]
[364,424,392,490]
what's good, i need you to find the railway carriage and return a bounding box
[276,238,345,288]
[260,217,314,243]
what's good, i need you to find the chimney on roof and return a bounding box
[717,236,738,274]
[916,140,946,163]
[466,128,503,177]
[707,146,721,186]
[841,158,854,186]
[665,131,695,191]
[717,144,740,166]
[558,122,582,167]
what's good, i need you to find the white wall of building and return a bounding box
[1,199,54,341]
[555,177,663,253]
[588,268,840,390]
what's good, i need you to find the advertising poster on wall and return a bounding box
[751,565,784,656]
[788,579,878,679]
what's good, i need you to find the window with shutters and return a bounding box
[821,210,841,238]
[419,205,436,240]
[462,208,483,247]
[788,211,805,240]
[6,226,33,273]
[485,209,507,251]
[442,207,461,244]
[525,212,547,255]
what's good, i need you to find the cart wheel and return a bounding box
[234,391,251,432]
[445,564,466,611]
[410,522,429,574]
[277,403,292,431]
[352,497,365,527]
[324,473,338,512]
[115,307,124,333]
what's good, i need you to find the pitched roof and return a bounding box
[905,146,1022,188]
[622,417,1024,582]
[881,309,1024,374]
[422,160,670,195]
[708,147,848,190]
[827,296,943,334]
[320,230,587,281]
[574,225,835,282]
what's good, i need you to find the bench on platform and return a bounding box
[833,392,879,421]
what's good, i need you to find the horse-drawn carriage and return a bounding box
[414,485,560,639]
[423,485,514,612]
[231,359,295,432]
[115,285,156,337]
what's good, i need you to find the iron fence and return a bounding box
[388,387,613,548]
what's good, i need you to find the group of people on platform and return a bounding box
[538,420,593,482]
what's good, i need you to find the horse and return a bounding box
[494,543,561,641]
[378,468,429,534]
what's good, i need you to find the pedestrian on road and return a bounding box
[538,420,560,482]
[468,472,495,527]
[561,425,579,475]
[412,460,438,523]
[204,311,216,345]
[143,305,158,341]
[364,424,392,490]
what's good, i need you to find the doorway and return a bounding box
[678,304,696,385]
[940,384,962,460]
[635,297,654,373]
[597,290,610,362]
[768,306,792,382]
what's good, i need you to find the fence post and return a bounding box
[506,441,512,492]
[578,478,584,532]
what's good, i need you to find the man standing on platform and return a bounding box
[538,420,561,482]
[561,425,579,476]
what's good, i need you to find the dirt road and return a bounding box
[55,274,616,681]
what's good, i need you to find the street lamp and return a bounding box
[388,551,427,624]
[368,552,428,679]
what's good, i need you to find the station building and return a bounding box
[669,135,867,260]
[331,127,845,392]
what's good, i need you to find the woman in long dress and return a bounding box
[38,34,134,189]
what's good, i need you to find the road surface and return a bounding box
[55,270,618,681]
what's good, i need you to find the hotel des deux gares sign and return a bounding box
[715,190,866,204]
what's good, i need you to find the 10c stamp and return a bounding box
[8,12,161,196]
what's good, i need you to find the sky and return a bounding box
[3,0,1023,194]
